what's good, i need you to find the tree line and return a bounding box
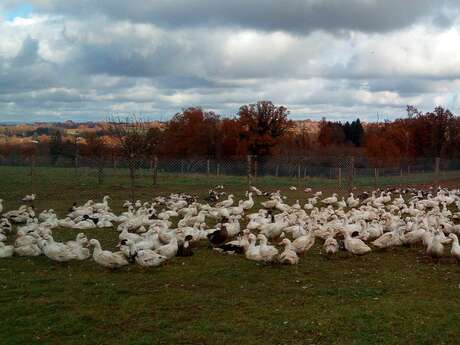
[0,101,459,167]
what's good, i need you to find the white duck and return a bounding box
[119,229,143,243]
[279,238,299,265]
[42,235,77,262]
[136,249,168,267]
[93,196,111,211]
[342,230,371,255]
[259,216,288,239]
[135,229,163,251]
[347,193,359,208]
[15,243,41,256]
[336,197,347,209]
[257,234,279,263]
[321,193,338,205]
[89,239,129,269]
[0,242,14,258]
[154,236,178,259]
[249,186,263,196]
[241,193,254,210]
[22,194,36,201]
[66,233,90,260]
[323,236,339,255]
[448,233,460,261]
[402,227,426,246]
[245,234,262,261]
[292,231,315,255]
[216,194,234,208]
[426,233,446,259]
[372,227,404,249]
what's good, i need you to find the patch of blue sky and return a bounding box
[4,3,34,21]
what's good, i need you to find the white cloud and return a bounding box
[1,2,460,122]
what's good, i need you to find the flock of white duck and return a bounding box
[1,185,460,269]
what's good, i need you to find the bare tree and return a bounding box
[80,133,108,185]
[107,115,149,200]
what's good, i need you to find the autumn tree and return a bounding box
[218,118,246,157]
[277,122,311,157]
[49,130,63,164]
[318,119,346,147]
[161,107,220,158]
[238,101,292,156]
[144,126,163,159]
[403,106,457,158]
[0,142,13,160]
[80,133,109,184]
[364,123,402,167]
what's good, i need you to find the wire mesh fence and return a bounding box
[1,154,460,204]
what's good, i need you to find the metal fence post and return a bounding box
[435,157,440,187]
[216,163,220,176]
[30,155,35,192]
[349,156,354,192]
[247,155,252,188]
[275,164,279,177]
[74,154,79,175]
[297,163,301,187]
[153,156,158,186]
[338,167,342,187]
[207,159,210,177]
[129,157,135,202]
[254,157,258,182]
[374,167,378,188]
[97,163,104,185]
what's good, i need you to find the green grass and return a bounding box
[1,165,460,344]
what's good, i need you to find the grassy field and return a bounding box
[1,166,460,344]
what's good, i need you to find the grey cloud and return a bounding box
[73,41,187,78]
[29,0,458,34]
[1,2,460,122]
[12,36,40,66]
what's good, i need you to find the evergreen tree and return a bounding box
[350,119,364,147]
[49,130,63,163]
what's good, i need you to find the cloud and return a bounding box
[25,0,460,34]
[1,1,460,122]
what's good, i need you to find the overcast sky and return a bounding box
[1,1,460,122]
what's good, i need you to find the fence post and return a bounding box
[247,155,252,188]
[303,167,307,179]
[129,157,135,202]
[206,159,210,177]
[275,164,279,177]
[74,154,79,175]
[216,163,220,176]
[153,156,158,186]
[253,157,258,182]
[374,167,378,188]
[97,165,104,185]
[30,156,35,192]
[338,167,342,187]
[297,163,301,187]
[435,157,440,187]
[349,156,354,192]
